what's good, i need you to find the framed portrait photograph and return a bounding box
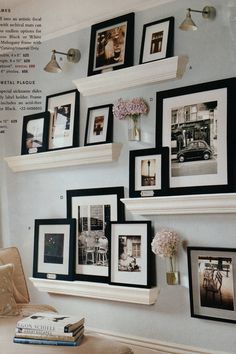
[129,147,169,198]
[45,89,80,150]
[84,104,113,146]
[156,78,236,195]
[21,111,50,155]
[139,17,174,64]
[109,221,153,288]
[187,247,236,324]
[66,187,125,282]
[33,218,76,281]
[87,12,134,76]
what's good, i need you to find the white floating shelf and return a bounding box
[73,55,188,96]
[4,143,122,172]
[29,278,159,305]
[121,193,236,215]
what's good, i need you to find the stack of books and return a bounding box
[13,312,85,346]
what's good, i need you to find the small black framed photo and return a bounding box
[21,111,50,155]
[33,218,76,281]
[84,104,113,146]
[87,12,134,76]
[139,17,174,64]
[109,221,153,288]
[187,247,236,324]
[66,187,125,283]
[45,89,80,151]
[129,147,169,198]
[156,78,236,196]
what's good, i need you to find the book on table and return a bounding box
[13,335,84,346]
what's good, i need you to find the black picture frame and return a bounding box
[84,104,113,146]
[66,187,125,283]
[139,16,174,64]
[33,218,76,281]
[156,78,236,196]
[187,246,236,324]
[45,89,80,151]
[87,12,134,76]
[129,147,169,198]
[108,221,153,288]
[21,111,50,155]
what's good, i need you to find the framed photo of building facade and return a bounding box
[87,13,134,76]
[66,187,125,282]
[187,247,236,323]
[45,89,80,150]
[129,147,169,197]
[139,17,174,64]
[156,78,236,195]
[33,218,76,281]
[109,221,153,288]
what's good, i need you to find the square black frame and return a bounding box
[87,12,134,76]
[33,218,76,281]
[129,147,169,198]
[21,111,50,155]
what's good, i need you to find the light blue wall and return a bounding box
[1,0,236,352]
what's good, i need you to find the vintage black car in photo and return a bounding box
[177,140,213,163]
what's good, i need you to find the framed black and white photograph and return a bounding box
[156,78,236,195]
[33,218,76,281]
[109,221,153,288]
[129,147,169,198]
[21,111,50,155]
[139,17,174,64]
[84,104,113,146]
[187,247,236,323]
[87,13,134,76]
[45,89,80,150]
[66,187,125,282]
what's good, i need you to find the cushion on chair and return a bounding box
[0,263,19,316]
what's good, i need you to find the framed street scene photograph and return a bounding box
[187,247,236,323]
[45,89,80,150]
[84,104,113,146]
[129,147,169,197]
[33,218,76,281]
[139,17,174,64]
[66,187,125,282]
[109,221,153,288]
[87,13,134,76]
[156,78,236,195]
[21,111,50,155]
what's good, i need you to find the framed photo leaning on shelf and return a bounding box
[87,12,134,76]
[156,78,236,196]
[66,187,125,283]
[21,111,50,155]
[33,218,76,281]
[84,104,113,146]
[187,247,236,324]
[139,17,174,64]
[45,89,80,151]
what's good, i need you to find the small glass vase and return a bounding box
[128,115,141,141]
[166,256,179,285]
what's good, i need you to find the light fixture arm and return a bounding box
[187,6,216,20]
[51,48,81,63]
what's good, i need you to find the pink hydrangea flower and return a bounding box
[151,229,180,258]
[113,97,149,120]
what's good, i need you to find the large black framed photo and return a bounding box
[129,147,169,198]
[66,187,125,282]
[139,17,174,64]
[45,89,80,151]
[33,218,76,281]
[87,13,134,76]
[21,111,50,155]
[156,78,236,196]
[109,221,153,288]
[84,104,113,146]
[187,247,236,324]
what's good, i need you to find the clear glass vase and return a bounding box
[166,256,179,285]
[128,115,141,141]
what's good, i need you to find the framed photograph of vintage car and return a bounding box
[33,218,76,281]
[156,78,236,195]
[87,13,134,76]
[187,247,236,323]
